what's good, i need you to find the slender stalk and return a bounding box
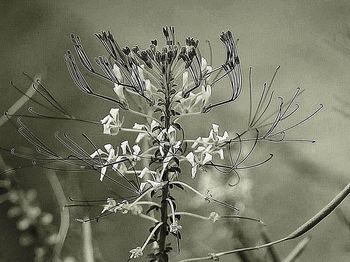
[178,183,350,261]
[46,170,70,262]
[159,182,169,257]
[158,64,173,261]
[82,217,95,262]
[141,138,160,253]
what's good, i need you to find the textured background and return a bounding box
[1,0,350,261]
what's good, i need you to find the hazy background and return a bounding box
[1,0,350,261]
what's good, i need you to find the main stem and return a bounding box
[158,68,172,261]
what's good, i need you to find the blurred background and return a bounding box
[0,0,350,261]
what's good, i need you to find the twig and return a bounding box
[82,217,95,262]
[281,236,311,262]
[261,229,281,262]
[0,75,40,127]
[178,183,350,261]
[46,170,70,262]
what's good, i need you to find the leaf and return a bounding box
[172,123,182,130]
[150,190,156,198]
[168,166,181,173]
[152,125,163,133]
[171,157,180,166]
[173,183,184,191]
[146,205,160,214]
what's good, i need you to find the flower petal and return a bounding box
[113,64,123,82]
[139,167,149,179]
[113,84,126,101]
[186,152,195,166]
[202,152,213,165]
[121,141,129,155]
[191,165,198,178]
[100,166,107,181]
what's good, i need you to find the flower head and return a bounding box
[132,120,160,143]
[101,108,124,136]
[208,212,220,223]
[186,146,213,178]
[129,247,143,259]
[169,219,182,234]
[120,141,141,164]
[90,144,120,181]
[101,198,117,213]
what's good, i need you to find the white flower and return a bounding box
[186,146,213,178]
[90,144,121,181]
[120,141,141,163]
[112,65,127,102]
[186,152,197,178]
[101,199,133,214]
[176,92,199,113]
[169,220,182,234]
[137,65,156,99]
[113,64,123,82]
[150,120,160,134]
[138,167,167,192]
[156,126,174,142]
[182,71,189,92]
[129,247,143,259]
[201,57,213,75]
[138,66,145,81]
[201,57,208,72]
[208,212,220,223]
[101,144,117,181]
[199,84,211,108]
[208,124,230,144]
[157,126,181,154]
[139,178,166,193]
[129,204,143,215]
[190,124,229,165]
[139,166,167,192]
[156,126,181,177]
[113,83,126,101]
[100,108,124,136]
[174,85,212,114]
[133,120,160,143]
[91,141,143,182]
[138,167,150,179]
[132,123,147,143]
[138,65,153,94]
[144,79,155,99]
[101,198,117,213]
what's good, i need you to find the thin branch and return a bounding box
[178,183,350,261]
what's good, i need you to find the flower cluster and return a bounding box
[61,27,320,261]
[2,26,323,262]
[101,108,124,136]
[186,124,230,178]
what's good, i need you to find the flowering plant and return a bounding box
[2,26,350,262]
